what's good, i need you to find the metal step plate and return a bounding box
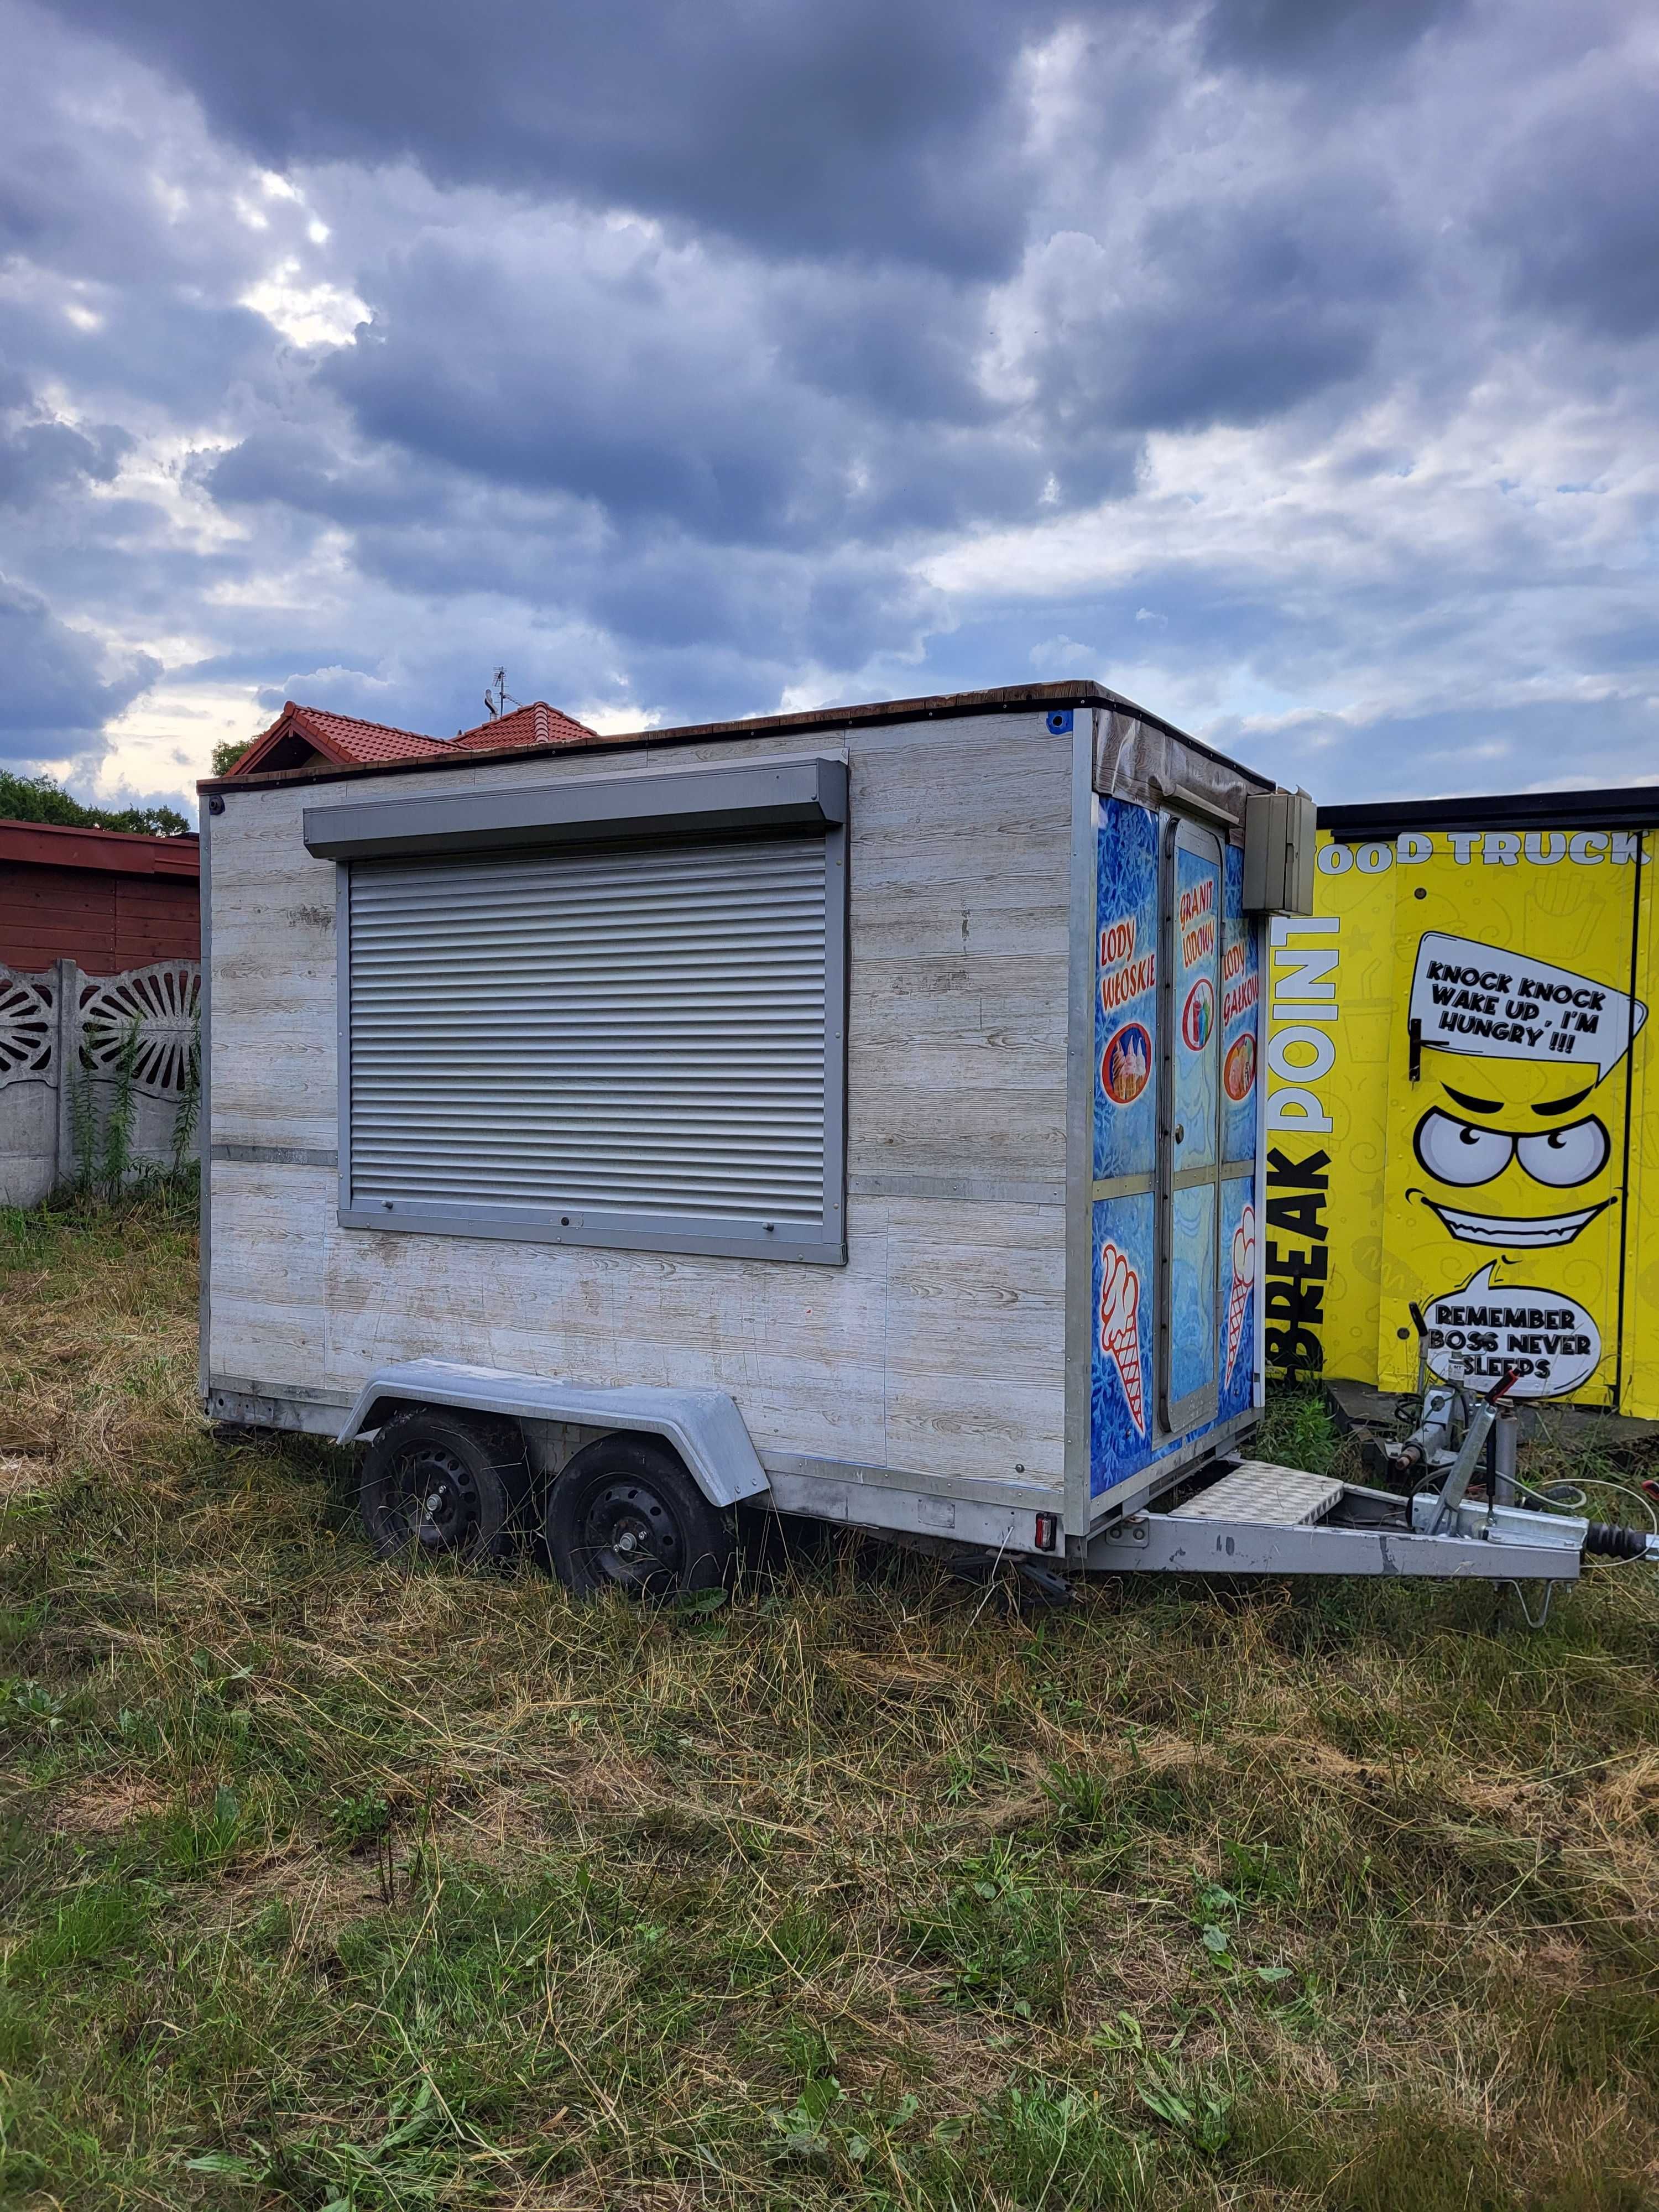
[1170,1460,1344,1528]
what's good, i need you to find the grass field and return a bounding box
[3,1193,1659,2209]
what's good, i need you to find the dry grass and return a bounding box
[1,1192,1658,2209]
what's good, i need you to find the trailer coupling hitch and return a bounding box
[1400,1366,1659,1567]
[1422,1366,1519,1536]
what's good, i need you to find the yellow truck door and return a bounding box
[1374,830,1646,1407]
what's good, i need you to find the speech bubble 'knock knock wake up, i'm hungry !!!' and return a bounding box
[1410,932,1646,1082]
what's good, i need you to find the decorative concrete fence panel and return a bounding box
[0,958,200,1207]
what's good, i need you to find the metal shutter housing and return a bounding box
[341,833,846,1262]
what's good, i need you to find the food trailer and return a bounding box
[199,686,1651,1600]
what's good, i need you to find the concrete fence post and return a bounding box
[53,958,81,1190]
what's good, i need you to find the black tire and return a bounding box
[358,1406,532,1567]
[545,1433,733,1598]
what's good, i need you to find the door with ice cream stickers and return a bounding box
[1089,802,1260,1500]
[1162,821,1225,1431]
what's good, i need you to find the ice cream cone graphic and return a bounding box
[1225,1203,1256,1387]
[1099,1242,1146,1436]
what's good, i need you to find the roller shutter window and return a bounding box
[342,833,846,1261]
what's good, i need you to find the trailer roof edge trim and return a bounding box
[206,681,1277,801]
[304,756,847,862]
[1322,785,1659,838]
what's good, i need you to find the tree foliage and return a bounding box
[0,770,191,838]
[210,738,254,778]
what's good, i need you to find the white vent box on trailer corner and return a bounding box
[1243,789,1317,915]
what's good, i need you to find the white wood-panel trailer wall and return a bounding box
[199,683,1276,1556]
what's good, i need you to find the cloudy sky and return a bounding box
[1,0,1653,819]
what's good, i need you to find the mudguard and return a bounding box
[335,1359,770,1509]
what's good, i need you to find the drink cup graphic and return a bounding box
[1225,1203,1256,1386]
[1182,977,1214,1051]
[1099,1242,1146,1436]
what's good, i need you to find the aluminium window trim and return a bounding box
[332,797,849,1266]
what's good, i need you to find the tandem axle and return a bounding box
[284,1358,1656,1614]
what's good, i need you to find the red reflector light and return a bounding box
[1034,1512,1058,1552]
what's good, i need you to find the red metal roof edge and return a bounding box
[200,681,1237,796]
[0,818,200,877]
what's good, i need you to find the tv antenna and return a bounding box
[482,667,520,719]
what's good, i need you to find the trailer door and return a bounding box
[1160,817,1224,1431]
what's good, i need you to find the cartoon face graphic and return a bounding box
[1404,931,1646,1254]
[1410,1072,1614,1248]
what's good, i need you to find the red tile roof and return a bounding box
[230,702,450,776]
[227,698,597,777]
[288,706,450,764]
[451,702,597,752]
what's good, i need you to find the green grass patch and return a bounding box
[2,1197,1659,2205]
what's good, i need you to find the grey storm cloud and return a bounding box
[0,411,131,509]
[45,0,1470,273]
[0,0,1655,811]
[1481,78,1659,341]
[1200,0,1470,72]
[304,234,1099,547]
[0,575,158,763]
[55,0,1053,276]
[1016,169,1415,439]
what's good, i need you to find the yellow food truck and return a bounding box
[1265,786,1659,1416]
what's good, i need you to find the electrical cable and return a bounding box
[1512,1469,1656,1536]
[1512,1475,1587,1514]
[1505,1469,1656,1567]
[1570,1475,1657,1536]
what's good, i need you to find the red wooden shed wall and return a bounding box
[0,823,200,976]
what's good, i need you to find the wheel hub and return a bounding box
[582,1480,682,1590]
[392,1445,479,1551]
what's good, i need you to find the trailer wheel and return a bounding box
[358,1406,531,1567]
[545,1434,733,1599]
